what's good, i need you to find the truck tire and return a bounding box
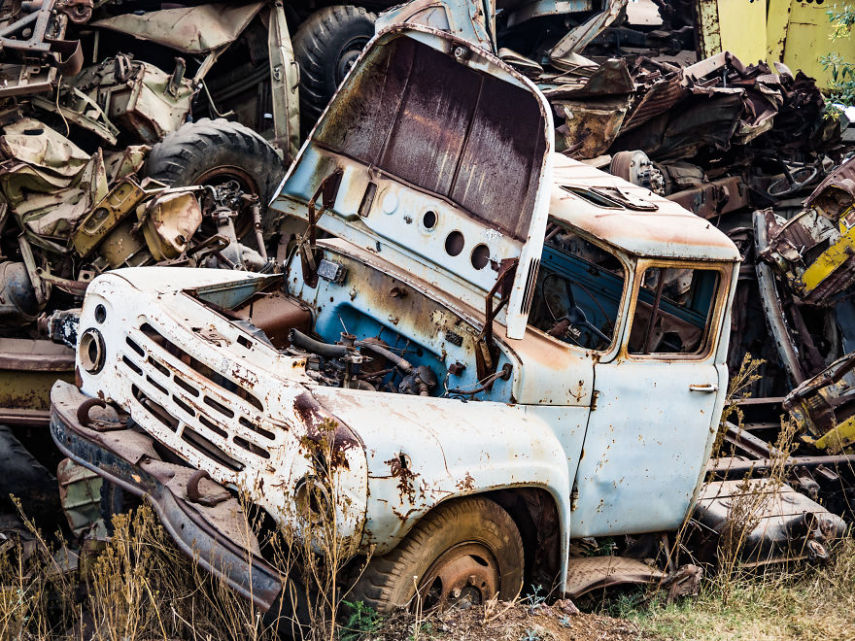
[0,425,62,530]
[145,118,285,239]
[349,497,524,613]
[293,6,375,126]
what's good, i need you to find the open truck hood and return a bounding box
[271,26,554,340]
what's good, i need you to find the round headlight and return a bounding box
[79,328,106,374]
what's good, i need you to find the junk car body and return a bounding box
[51,25,743,614]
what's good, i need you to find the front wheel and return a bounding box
[349,497,524,613]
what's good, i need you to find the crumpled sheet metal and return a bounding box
[612,53,789,160]
[806,157,855,221]
[92,2,264,55]
[548,0,628,66]
[0,119,146,245]
[543,57,634,99]
[785,352,855,454]
[0,119,107,243]
[0,118,90,179]
[548,59,634,157]
[553,50,836,165]
[556,98,630,158]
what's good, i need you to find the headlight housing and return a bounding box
[79,327,106,374]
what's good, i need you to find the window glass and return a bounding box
[528,225,625,351]
[628,267,719,355]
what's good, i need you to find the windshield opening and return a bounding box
[527,223,626,351]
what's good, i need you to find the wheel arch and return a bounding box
[482,487,565,593]
[363,483,570,596]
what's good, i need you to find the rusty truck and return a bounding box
[48,22,845,623]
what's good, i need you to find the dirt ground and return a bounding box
[373,601,642,641]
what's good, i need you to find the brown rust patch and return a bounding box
[385,452,417,504]
[456,472,476,492]
[294,391,360,471]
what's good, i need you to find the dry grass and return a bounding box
[614,539,855,641]
[1,505,280,641]
[2,506,855,641]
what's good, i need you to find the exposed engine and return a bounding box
[286,328,438,395]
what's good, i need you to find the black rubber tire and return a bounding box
[293,6,376,126]
[0,425,62,529]
[146,117,284,217]
[348,497,524,613]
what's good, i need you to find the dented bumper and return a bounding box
[49,380,303,616]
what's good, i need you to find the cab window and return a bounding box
[528,225,626,351]
[628,266,719,356]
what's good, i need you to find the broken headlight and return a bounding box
[79,328,106,374]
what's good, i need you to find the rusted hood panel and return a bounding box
[273,26,554,339]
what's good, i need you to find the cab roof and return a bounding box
[550,155,740,262]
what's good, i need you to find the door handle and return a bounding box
[689,383,718,393]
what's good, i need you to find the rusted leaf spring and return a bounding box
[49,381,308,623]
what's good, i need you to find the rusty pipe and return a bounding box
[289,329,347,358]
[289,329,414,373]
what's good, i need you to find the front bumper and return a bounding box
[50,380,305,618]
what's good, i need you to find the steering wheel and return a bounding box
[542,273,611,349]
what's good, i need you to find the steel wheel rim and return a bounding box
[418,542,501,611]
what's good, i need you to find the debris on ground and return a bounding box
[372,600,640,641]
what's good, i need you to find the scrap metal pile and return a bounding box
[534,49,851,390]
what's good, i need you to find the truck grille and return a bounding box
[118,320,279,473]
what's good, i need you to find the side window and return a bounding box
[628,266,719,356]
[528,226,626,351]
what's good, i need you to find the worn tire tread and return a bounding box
[293,5,375,125]
[145,117,284,210]
[348,497,523,613]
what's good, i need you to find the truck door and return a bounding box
[570,261,731,538]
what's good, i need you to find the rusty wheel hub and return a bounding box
[193,166,259,239]
[419,543,500,610]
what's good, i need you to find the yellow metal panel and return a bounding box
[797,209,855,295]
[695,0,768,63]
[716,0,767,63]
[814,415,855,453]
[765,0,792,62]
[779,0,855,91]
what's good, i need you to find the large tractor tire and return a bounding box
[293,6,376,127]
[349,497,524,613]
[145,118,285,240]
